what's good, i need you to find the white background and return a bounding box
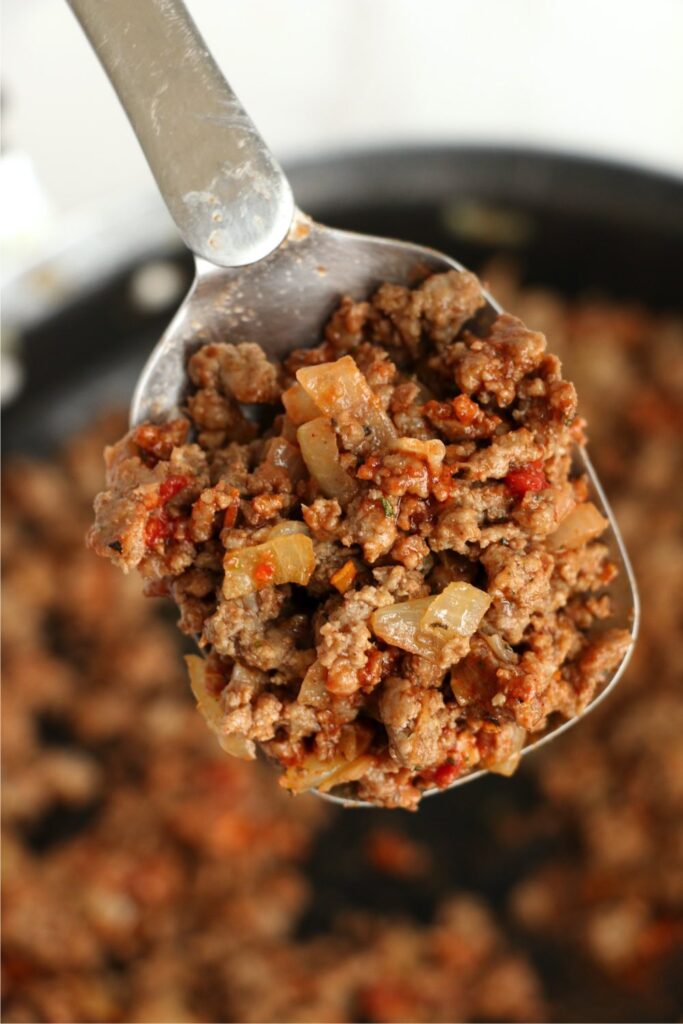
[2,0,682,279]
[4,0,683,213]
[0,0,681,400]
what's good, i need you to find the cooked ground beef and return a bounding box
[3,265,681,1022]
[88,270,631,808]
[485,259,683,1011]
[1,413,544,1024]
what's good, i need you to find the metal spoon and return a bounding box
[67,0,639,806]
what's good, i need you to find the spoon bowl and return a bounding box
[138,211,639,806]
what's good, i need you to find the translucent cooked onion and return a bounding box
[268,520,311,538]
[370,583,491,662]
[316,754,375,793]
[390,436,446,474]
[281,382,321,425]
[279,752,348,793]
[480,629,518,664]
[487,723,527,777]
[450,655,494,704]
[262,437,306,481]
[297,417,357,503]
[186,654,222,730]
[297,661,329,708]
[419,582,491,639]
[223,534,316,598]
[370,597,437,658]
[185,655,256,760]
[217,732,256,759]
[280,751,374,794]
[296,356,396,449]
[547,501,607,551]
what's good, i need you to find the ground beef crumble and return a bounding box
[88,269,631,809]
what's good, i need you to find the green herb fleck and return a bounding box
[380,497,395,518]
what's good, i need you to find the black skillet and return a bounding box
[3,146,683,1022]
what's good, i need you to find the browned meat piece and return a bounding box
[448,313,547,406]
[379,676,451,768]
[219,342,281,403]
[482,544,556,644]
[373,269,486,351]
[317,584,395,696]
[567,627,633,707]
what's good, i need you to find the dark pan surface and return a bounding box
[3,147,682,1022]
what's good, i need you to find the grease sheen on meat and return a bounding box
[88,270,630,808]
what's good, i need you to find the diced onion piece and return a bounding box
[218,733,256,759]
[282,382,321,425]
[316,754,375,793]
[262,437,306,483]
[547,501,607,551]
[487,723,527,777]
[296,356,396,449]
[268,519,311,538]
[297,417,357,503]
[338,722,373,760]
[450,655,495,704]
[230,662,265,687]
[185,655,255,760]
[371,583,491,661]
[280,751,374,794]
[186,654,222,730]
[223,534,315,598]
[481,630,517,665]
[370,597,442,659]
[419,582,491,639]
[297,661,329,708]
[390,436,446,474]
[279,752,348,794]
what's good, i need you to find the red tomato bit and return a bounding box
[159,474,190,504]
[505,460,548,497]
[357,453,382,481]
[421,759,462,789]
[452,393,479,425]
[145,513,172,547]
[223,500,239,530]
[252,556,276,585]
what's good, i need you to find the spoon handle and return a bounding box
[66,0,294,268]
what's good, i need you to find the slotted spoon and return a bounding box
[67,0,639,806]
